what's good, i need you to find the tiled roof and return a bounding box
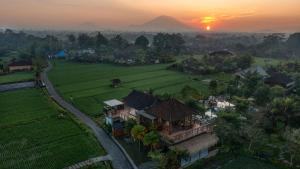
[8,60,32,67]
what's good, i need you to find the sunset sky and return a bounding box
[0,0,300,32]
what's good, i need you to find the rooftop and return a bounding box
[123,90,157,110]
[148,98,195,121]
[237,66,269,77]
[8,60,32,67]
[104,99,124,107]
[264,72,294,87]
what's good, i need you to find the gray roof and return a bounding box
[237,66,269,77]
[104,99,124,107]
[136,110,156,120]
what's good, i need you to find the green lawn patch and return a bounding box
[49,60,232,117]
[187,153,283,169]
[116,138,150,165]
[253,57,283,67]
[0,88,106,169]
[0,71,34,84]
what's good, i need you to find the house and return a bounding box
[103,99,126,137]
[208,49,234,57]
[235,66,269,79]
[103,91,218,166]
[54,50,67,58]
[8,59,33,72]
[137,98,217,166]
[103,90,158,135]
[264,72,295,88]
[77,49,95,56]
[204,96,235,120]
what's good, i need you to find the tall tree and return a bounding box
[283,128,300,167]
[67,34,76,48]
[131,125,146,151]
[270,97,296,128]
[109,35,129,49]
[95,32,108,47]
[78,33,93,48]
[209,80,218,95]
[135,35,149,48]
[143,131,160,151]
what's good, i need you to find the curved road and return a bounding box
[41,63,133,169]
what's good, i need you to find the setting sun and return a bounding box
[206,25,211,31]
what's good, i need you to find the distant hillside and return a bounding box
[130,15,196,32]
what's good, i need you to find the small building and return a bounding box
[208,49,234,57]
[8,59,33,72]
[77,49,95,56]
[103,99,126,137]
[172,133,218,166]
[264,72,295,88]
[235,66,269,79]
[55,50,67,58]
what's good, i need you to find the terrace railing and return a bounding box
[163,124,212,143]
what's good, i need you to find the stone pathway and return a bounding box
[64,155,111,169]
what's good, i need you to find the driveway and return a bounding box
[41,63,133,169]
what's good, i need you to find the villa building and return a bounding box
[103,90,218,166]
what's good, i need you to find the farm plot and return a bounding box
[0,89,106,169]
[0,71,34,84]
[49,60,232,117]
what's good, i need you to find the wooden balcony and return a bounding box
[161,123,213,144]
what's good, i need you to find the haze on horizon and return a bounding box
[0,0,300,32]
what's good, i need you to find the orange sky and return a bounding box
[0,0,299,32]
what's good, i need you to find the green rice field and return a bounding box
[49,60,232,117]
[0,88,106,169]
[0,71,34,84]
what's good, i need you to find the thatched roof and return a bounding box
[148,99,195,121]
[123,90,157,110]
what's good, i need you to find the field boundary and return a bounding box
[64,155,111,169]
[0,81,34,92]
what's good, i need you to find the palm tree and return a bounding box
[271,97,295,127]
[143,131,160,151]
[131,124,146,151]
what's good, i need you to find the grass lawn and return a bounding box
[81,161,112,169]
[48,60,232,118]
[0,88,106,169]
[187,154,282,169]
[0,71,34,84]
[117,138,150,165]
[253,57,285,67]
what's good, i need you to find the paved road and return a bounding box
[41,63,133,169]
[0,81,34,92]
